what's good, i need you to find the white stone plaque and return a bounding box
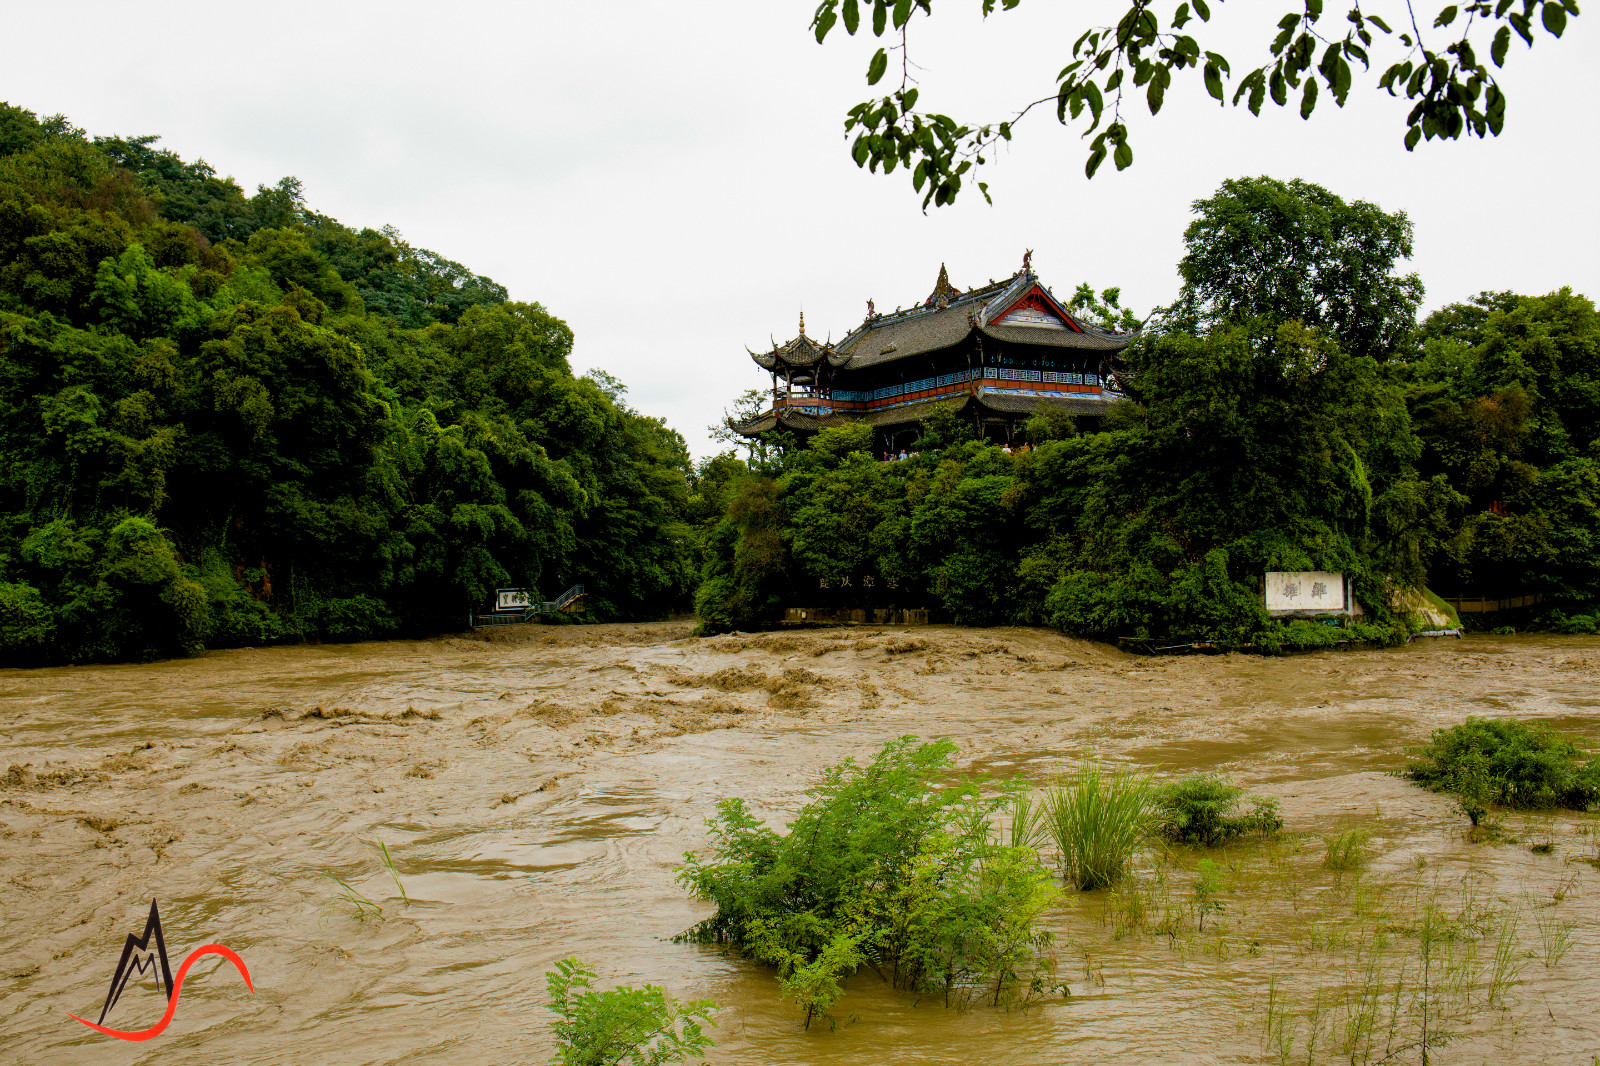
[1264,571,1345,612]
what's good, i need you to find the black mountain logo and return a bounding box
[97,899,175,1025]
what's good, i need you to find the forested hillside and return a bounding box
[697,178,1600,645]
[0,104,695,665]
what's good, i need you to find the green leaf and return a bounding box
[1404,125,1421,150]
[1193,0,1211,19]
[1300,77,1318,119]
[1491,25,1511,65]
[842,0,860,34]
[1084,80,1104,127]
[1113,139,1134,170]
[1174,2,1191,29]
[873,0,887,35]
[1147,76,1166,115]
[1542,2,1567,36]
[1085,133,1108,178]
[867,48,889,85]
[893,0,912,29]
[1204,62,1224,101]
[1367,15,1392,32]
[1270,67,1287,106]
[813,3,838,43]
[1434,5,1459,28]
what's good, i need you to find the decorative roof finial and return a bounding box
[1022,249,1034,273]
[798,310,806,335]
[927,263,961,308]
[866,298,875,317]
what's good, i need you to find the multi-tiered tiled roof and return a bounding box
[735,257,1137,443]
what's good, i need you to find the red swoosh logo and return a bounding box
[67,944,253,1041]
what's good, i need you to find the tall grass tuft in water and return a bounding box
[1322,826,1372,874]
[1004,789,1048,851]
[321,873,383,924]
[1043,753,1158,891]
[373,839,409,904]
[1537,912,1575,967]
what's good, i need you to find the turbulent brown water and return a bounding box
[3,624,1599,1063]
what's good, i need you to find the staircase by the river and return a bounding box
[470,584,586,628]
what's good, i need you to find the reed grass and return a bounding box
[1003,789,1048,852]
[1322,826,1372,873]
[1043,753,1159,891]
[322,873,383,923]
[373,838,409,904]
[1485,911,1525,1007]
[1537,912,1575,968]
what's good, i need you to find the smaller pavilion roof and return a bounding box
[749,312,849,371]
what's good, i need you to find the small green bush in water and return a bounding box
[544,956,714,1066]
[1155,773,1283,847]
[1405,717,1600,812]
[676,737,1059,1027]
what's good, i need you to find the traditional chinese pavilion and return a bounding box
[731,255,1136,450]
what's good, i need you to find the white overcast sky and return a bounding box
[4,1,1596,457]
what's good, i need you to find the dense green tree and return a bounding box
[1406,287,1600,610]
[1170,176,1423,361]
[0,102,695,665]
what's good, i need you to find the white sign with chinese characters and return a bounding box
[496,589,534,611]
[1264,571,1346,613]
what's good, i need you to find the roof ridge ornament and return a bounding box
[1022,249,1033,273]
[798,310,806,336]
[927,262,961,309]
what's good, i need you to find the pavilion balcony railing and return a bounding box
[780,368,1106,409]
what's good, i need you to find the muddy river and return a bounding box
[3,625,1598,1063]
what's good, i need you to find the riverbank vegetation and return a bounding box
[0,103,696,665]
[678,732,1594,1049]
[697,176,1600,647]
[677,737,1061,1026]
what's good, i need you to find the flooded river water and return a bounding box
[3,624,1598,1063]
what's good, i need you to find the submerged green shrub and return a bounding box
[544,956,715,1066]
[676,737,1059,1027]
[1043,753,1159,890]
[1405,717,1600,811]
[1155,773,1283,847]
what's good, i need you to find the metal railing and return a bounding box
[470,584,586,628]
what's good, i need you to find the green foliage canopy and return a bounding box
[0,103,695,664]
